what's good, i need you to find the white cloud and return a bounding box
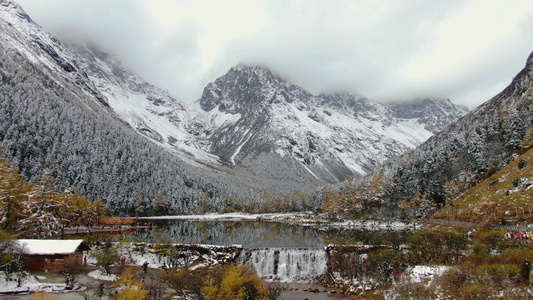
[16,0,533,109]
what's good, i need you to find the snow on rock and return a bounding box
[199,65,467,184]
[106,242,243,271]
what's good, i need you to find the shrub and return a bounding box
[165,266,205,298]
[518,159,528,169]
[52,254,84,290]
[487,166,499,177]
[406,231,466,264]
[367,249,404,287]
[92,245,120,275]
[501,248,533,265]
[112,268,148,300]
[391,281,437,300]
[474,230,505,252]
[201,264,267,300]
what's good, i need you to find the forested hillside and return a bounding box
[384,50,533,207]
[0,43,326,214]
[434,146,533,224]
[321,51,533,220]
[0,1,331,215]
[0,149,107,237]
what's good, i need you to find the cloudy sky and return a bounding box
[17,0,533,109]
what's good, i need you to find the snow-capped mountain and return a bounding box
[0,0,216,164]
[52,40,468,185]
[0,0,110,106]
[0,0,276,214]
[68,45,189,143]
[389,98,468,135]
[196,65,467,183]
[0,0,467,211]
[64,44,224,164]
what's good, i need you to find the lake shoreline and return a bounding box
[136,212,419,231]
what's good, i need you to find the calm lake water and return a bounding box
[129,219,414,248]
[132,220,326,248]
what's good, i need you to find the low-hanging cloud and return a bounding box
[17,0,533,109]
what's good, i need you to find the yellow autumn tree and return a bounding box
[202,264,267,300]
[112,268,148,300]
[0,156,28,232]
[0,148,109,236]
[321,190,341,217]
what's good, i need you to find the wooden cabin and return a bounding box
[16,239,91,273]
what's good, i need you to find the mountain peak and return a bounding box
[229,64,285,83]
[199,64,310,113]
[527,50,533,69]
[388,98,468,134]
[232,63,270,72]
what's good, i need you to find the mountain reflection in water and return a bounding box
[133,220,325,248]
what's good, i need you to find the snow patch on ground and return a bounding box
[87,270,117,282]
[326,220,419,231]
[230,131,252,165]
[0,273,70,294]
[408,265,450,284]
[139,212,317,224]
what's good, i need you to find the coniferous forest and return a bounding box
[0,40,326,216]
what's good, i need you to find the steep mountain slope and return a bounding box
[0,0,284,215]
[197,65,467,183]
[55,41,468,187]
[65,44,225,164]
[389,98,468,134]
[0,0,469,216]
[433,147,533,224]
[383,50,533,207]
[65,42,469,187]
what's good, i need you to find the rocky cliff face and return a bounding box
[66,45,194,147]
[196,65,467,183]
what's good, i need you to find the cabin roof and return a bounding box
[16,239,90,255]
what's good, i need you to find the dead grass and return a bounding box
[433,148,533,224]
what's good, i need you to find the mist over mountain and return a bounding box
[196,65,467,183]
[0,0,470,215]
[381,50,533,213]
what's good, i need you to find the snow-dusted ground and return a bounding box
[86,242,242,275]
[407,265,450,285]
[139,212,303,221]
[87,270,117,282]
[0,273,74,294]
[325,219,420,231]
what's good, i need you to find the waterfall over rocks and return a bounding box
[240,248,328,281]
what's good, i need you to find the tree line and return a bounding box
[0,150,107,238]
